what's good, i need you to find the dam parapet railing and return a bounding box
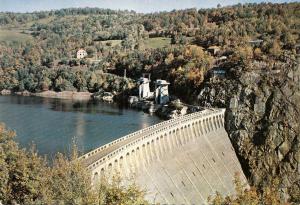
[79,108,226,171]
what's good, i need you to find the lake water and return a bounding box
[0,95,162,159]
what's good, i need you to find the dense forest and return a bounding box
[0,2,300,204]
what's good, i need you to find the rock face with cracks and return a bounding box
[197,58,300,202]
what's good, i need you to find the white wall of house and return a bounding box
[77,49,87,59]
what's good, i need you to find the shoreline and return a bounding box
[33,90,93,100]
[0,89,93,100]
[0,89,193,119]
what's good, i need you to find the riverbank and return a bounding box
[0,89,196,120]
[0,90,93,100]
[33,91,92,100]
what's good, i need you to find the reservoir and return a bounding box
[0,95,162,159]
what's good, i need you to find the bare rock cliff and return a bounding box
[197,59,300,201]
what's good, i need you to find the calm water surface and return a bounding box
[0,95,162,159]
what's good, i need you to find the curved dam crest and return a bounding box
[80,109,247,204]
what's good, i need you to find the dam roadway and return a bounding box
[82,127,156,167]
[80,108,247,204]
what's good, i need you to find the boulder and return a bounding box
[128,96,139,105]
[15,90,31,96]
[22,90,31,96]
[0,89,11,95]
[102,92,114,102]
[167,110,179,119]
[179,106,188,115]
[93,91,114,102]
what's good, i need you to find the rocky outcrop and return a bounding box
[0,89,11,95]
[15,90,31,96]
[156,99,189,119]
[92,91,114,102]
[197,59,300,202]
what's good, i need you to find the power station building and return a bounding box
[155,79,170,105]
[138,74,152,100]
[138,74,170,105]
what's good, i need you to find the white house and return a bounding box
[77,49,87,59]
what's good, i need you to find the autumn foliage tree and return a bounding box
[0,123,46,204]
[208,173,289,205]
[0,124,148,205]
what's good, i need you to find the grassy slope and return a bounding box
[0,15,89,43]
[0,29,33,43]
[0,16,56,43]
[144,37,171,49]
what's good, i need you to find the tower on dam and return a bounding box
[80,109,247,204]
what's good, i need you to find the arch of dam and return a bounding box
[80,108,247,204]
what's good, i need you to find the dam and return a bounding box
[80,108,247,204]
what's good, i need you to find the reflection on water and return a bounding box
[0,95,161,159]
[50,99,125,116]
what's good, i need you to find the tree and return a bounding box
[97,174,148,205]
[171,34,178,45]
[0,124,46,205]
[269,40,282,57]
[281,32,296,49]
[41,151,95,205]
[86,47,96,58]
[143,20,155,31]
[165,53,174,65]
[74,71,88,91]
[41,55,54,68]
[234,45,253,61]
[87,72,98,92]
[54,76,75,91]
[208,173,287,205]
[253,47,263,60]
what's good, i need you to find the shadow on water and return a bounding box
[50,99,125,116]
[3,95,128,116]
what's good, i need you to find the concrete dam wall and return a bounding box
[80,109,247,204]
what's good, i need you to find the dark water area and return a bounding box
[0,95,162,160]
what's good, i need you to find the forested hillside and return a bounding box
[0,2,300,203]
[0,3,299,98]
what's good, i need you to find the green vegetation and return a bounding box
[0,3,298,99]
[0,29,32,43]
[0,65,135,93]
[144,37,171,49]
[21,16,56,29]
[97,175,147,205]
[98,40,122,47]
[209,174,291,205]
[208,174,299,205]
